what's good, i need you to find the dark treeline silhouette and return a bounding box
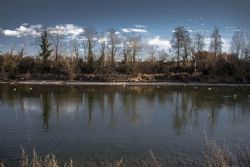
[0,26,250,83]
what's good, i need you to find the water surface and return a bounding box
[0,84,250,166]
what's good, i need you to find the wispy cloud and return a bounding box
[233,28,242,32]
[135,24,146,28]
[224,26,234,29]
[121,28,131,33]
[121,27,148,33]
[148,36,171,50]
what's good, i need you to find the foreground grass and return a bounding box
[1,140,250,167]
[205,139,250,167]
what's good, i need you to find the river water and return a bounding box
[0,84,250,166]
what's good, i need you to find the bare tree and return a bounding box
[129,34,142,63]
[51,28,64,62]
[192,32,205,72]
[121,34,132,65]
[107,28,120,68]
[171,27,182,67]
[98,32,106,72]
[120,33,141,74]
[72,39,80,60]
[71,39,81,73]
[230,29,246,59]
[244,32,250,59]
[157,49,169,63]
[171,26,192,68]
[146,44,158,61]
[82,37,88,62]
[209,26,223,58]
[84,27,97,71]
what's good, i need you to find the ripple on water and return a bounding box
[0,128,32,160]
[0,128,62,161]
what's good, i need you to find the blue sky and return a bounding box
[0,0,250,55]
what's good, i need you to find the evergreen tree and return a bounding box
[40,30,53,61]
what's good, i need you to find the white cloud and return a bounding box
[115,31,120,35]
[2,24,42,37]
[121,28,148,33]
[48,24,84,39]
[3,30,20,37]
[130,28,147,33]
[171,29,194,33]
[1,24,84,40]
[204,37,211,46]
[121,28,131,33]
[222,38,230,52]
[148,36,171,50]
[135,24,146,28]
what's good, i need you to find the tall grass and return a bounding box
[204,138,250,167]
[0,148,123,167]
[1,141,250,167]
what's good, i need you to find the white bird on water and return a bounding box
[13,88,16,91]
[208,88,211,91]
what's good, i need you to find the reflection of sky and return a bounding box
[0,0,250,54]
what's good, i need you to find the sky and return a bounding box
[0,0,250,55]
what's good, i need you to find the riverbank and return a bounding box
[1,80,250,87]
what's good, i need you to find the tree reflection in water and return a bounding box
[1,85,250,133]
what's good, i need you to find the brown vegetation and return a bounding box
[0,51,250,83]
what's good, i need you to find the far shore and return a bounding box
[1,80,250,87]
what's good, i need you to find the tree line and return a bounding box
[0,26,250,83]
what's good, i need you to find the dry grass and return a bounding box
[149,149,161,167]
[1,142,250,167]
[204,137,250,167]
[0,148,73,167]
[0,148,124,167]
